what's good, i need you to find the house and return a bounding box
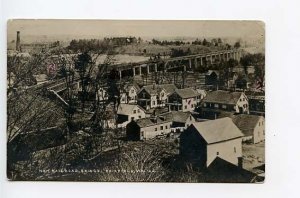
[159,111,196,132]
[180,117,244,168]
[246,93,265,116]
[167,88,200,112]
[117,104,146,127]
[126,115,173,140]
[137,84,177,110]
[203,157,258,183]
[120,83,140,104]
[201,90,249,119]
[96,87,108,102]
[196,89,207,104]
[232,114,265,143]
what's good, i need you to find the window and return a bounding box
[234,147,236,153]
[191,104,194,108]
[243,98,245,101]
[138,116,141,119]
[133,110,137,114]
[137,109,140,113]
[160,126,163,130]
[190,116,192,121]
[165,125,168,129]
[263,130,265,135]
[214,104,219,108]
[131,117,134,121]
[131,89,134,94]
[153,101,156,105]
[184,105,187,109]
[155,128,157,131]
[142,93,146,98]
[216,152,219,155]
[204,103,207,107]
[222,105,227,109]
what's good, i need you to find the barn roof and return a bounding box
[191,117,244,144]
[203,90,244,105]
[175,88,200,99]
[232,114,264,136]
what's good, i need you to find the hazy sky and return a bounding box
[7,20,264,40]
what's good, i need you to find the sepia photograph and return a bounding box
[7,20,265,183]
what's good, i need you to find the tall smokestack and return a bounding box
[16,31,21,51]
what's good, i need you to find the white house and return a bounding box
[159,111,196,132]
[117,104,146,127]
[180,117,244,168]
[126,116,173,140]
[201,90,249,119]
[232,114,265,144]
[137,84,177,110]
[120,84,140,104]
[167,88,200,112]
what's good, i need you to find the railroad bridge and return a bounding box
[114,49,243,78]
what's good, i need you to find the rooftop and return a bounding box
[175,88,200,99]
[203,90,244,105]
[142,84,177,95]
[232,114,264,136]
[117,104,144,115]
[136,116,172,128]
[191,117,244,144]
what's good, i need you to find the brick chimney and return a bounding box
[16,31,21,51]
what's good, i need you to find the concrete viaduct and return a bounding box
[115,49,243,79]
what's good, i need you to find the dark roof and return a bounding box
[204,157,258,183]
[232,114,264,136]
[203,90,243,105]
[175,88,200,99]
[135,116,172,128]
[191,117,244,144]
[159,111,192,123]
[142,84,177,95]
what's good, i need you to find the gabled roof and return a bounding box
[232,114,264,136]
[205,157,257,183]
[135,116,172,128]
[174,88,200,99]
[117,104,144,115]
[191,117,244,144]
[124,83,140,92]
[196,89,207,96]
[159,111,192,123]
[203,90,244,105]
[141,84,177,95]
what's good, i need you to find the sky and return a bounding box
[7,20,265,42]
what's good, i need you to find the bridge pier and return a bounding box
[147,64,150,74]
[119,70,122,79]
[154,63,158,72]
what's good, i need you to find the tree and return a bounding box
[202,38,208,46]
[234,41,241,49]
